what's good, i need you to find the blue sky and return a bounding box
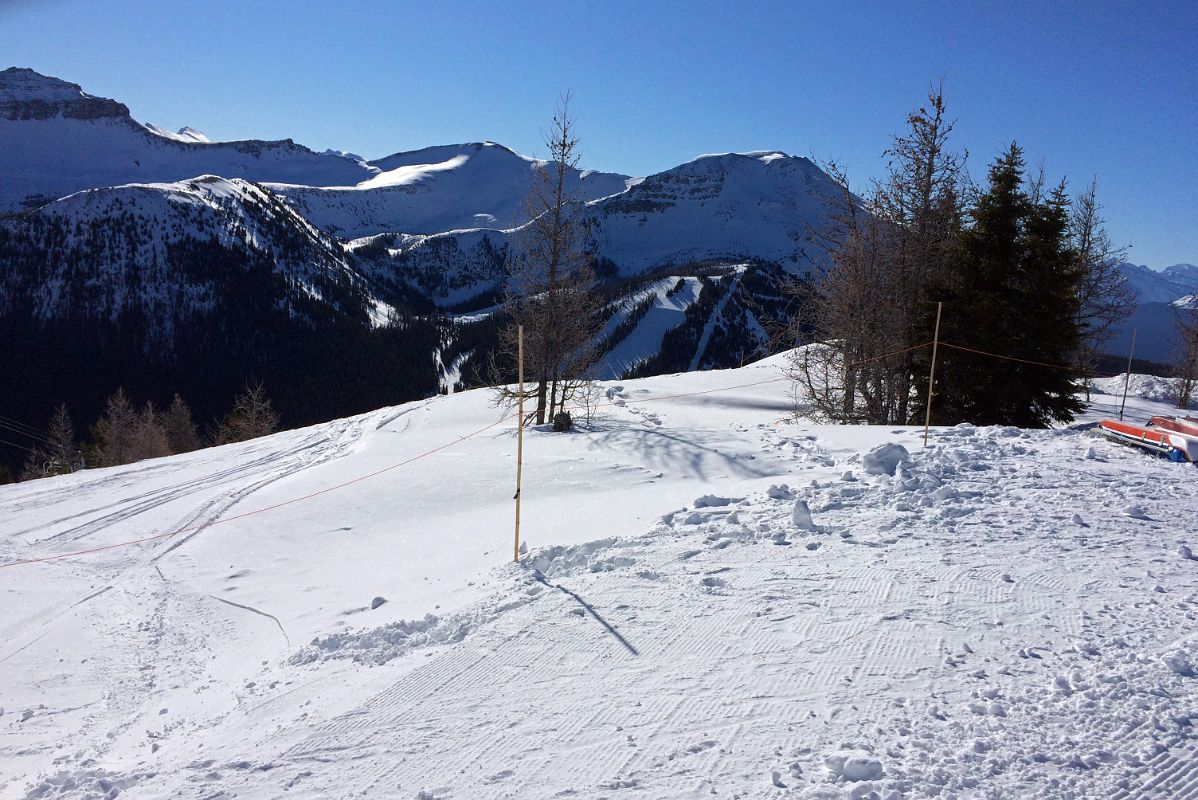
[3,0,1195,266]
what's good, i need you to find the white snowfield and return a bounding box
[2,360,1197,799]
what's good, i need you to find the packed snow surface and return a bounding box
[2,362,1197,799]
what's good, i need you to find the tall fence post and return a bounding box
[514,325,525,562]
[1119,327,1137,422]
[923,302,943,447]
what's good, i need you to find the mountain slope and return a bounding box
[1118,262,1198,304]
[0,176,383,329]
[592,150,839,273]
[1105,263,1198,364]
[0,67,375,210]
[0,177,440,458]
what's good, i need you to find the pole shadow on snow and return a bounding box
[533,573,640,657]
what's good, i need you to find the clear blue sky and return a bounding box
[3,0,1195,267]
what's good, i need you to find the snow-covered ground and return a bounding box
[2,361,1197,799]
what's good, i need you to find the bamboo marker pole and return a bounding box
[514,325,525,562]
[923,302,943,447]
[1119,327,1137,422]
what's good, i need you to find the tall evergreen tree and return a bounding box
[919,144,1083,427]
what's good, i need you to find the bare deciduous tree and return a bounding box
[789,85,965,425]
[216,382,280,444]
[129,402,172,461]
[164,393,202,454]
[90,388,137,467]
[1171,303,1198,410]
[494,94,601,426]
[20,403,82,480]
[1069,179,1133,399]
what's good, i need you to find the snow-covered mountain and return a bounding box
[0,175,441,459]
[368,150,842,309]
[272,142,634,238]
[0,67,375,211]
[1118,262,1198,304]
[0,175,384,330]
[1106,263,1198,363]
[592,150,839,273]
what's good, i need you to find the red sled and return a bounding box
[1099,419,1198,463]
[1149,415,1198,438]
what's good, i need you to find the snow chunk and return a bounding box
[693,494,737,508]
[862,443,910,476]
[824,749,883,782]
[1179,544,1194,561]
[1162,650,1195,677]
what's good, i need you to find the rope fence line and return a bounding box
[938,341,1076,372]
[0,338,1087,570]
[842,341,934,369]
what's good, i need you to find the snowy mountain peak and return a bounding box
[369,141,533,173]
[683,149,811,171]
[273,142,632,238]
[143,123,212,143]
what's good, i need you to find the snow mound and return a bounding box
[824,749,884,782]
[862,443,911,476]
[1091,373,1179,404]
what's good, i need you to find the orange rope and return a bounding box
[939,341,1075,371]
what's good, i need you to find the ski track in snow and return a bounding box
[2,371,1198,799]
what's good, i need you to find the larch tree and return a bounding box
[164,393,202,453]
[90,388,137,467]
[496,94,600,425]
[1069,179,1133,399]
[216,382,281,444]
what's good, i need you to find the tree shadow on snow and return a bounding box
[583,425,783,481]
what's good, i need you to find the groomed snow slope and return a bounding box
[2,363,1197,799]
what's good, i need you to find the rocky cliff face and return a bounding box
[0,67,130,120]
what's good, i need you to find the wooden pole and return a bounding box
[514,325,525,562]
[923,302,943,447]
[1119,327,1137,422]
